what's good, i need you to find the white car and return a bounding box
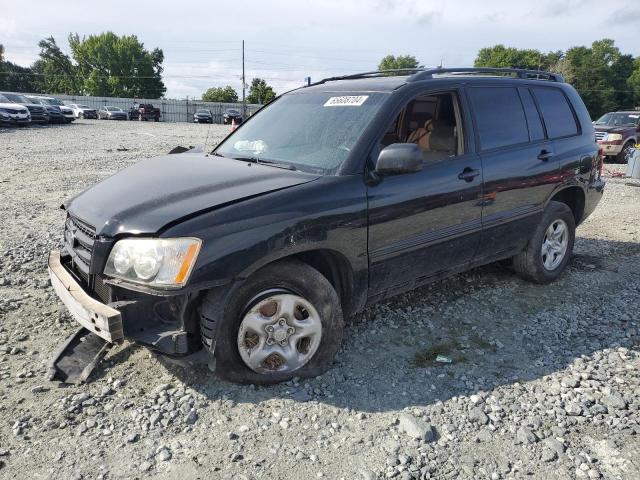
[67,103,98,119]
[0,93,31,126]
[29,95,75,123]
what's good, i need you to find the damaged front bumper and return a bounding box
[48,250,201,356]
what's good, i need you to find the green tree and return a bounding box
[0,45,38,92]
[31,36,80,94]
[68,32,165,98]
[474,45,560,71]
[202,85,238,102]
[474,40,639,118]
[246,78,276,104]
[378,54,420,71]
[562,39,633,118]
[629,58,640,105]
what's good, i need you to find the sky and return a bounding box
[1,0,639,99]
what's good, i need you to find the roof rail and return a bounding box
[313,67,564,86]
[312,69,425,86]
[408,67,564,83]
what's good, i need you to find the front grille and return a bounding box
[64,215,96,277]
[93,275,111,303]
[27,106,45,114]
[595,131,606,141]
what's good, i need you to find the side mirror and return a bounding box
[375,143,423,176]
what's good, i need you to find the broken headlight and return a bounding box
[104,238,201,288]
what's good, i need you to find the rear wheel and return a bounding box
[513,201,575,284]
[201,259,344,384]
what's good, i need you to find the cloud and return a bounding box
[541,0,597,16]
[415,11,442,26]
[609,7,640,24]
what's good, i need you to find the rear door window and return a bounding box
[531,87,579,139]
[467,87,529,151]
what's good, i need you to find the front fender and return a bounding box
[162,175,369,297]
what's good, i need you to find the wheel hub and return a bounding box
[237,293,322,374]
[266,318,295,345]
[541,219,569,271]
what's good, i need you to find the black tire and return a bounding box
[616,141,634,164]
[201,259,344,385]
[513,201,575,284]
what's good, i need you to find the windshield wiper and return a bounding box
[231,155,297,171]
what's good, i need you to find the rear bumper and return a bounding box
[582,178,606,223]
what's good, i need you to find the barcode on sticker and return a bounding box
[324,96,369,107]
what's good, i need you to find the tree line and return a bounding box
[0,33,277,104]
[380,39,640,118]
[1,33,166,98]
[3,35,639,113]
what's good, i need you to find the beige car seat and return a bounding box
[407,119,434,151]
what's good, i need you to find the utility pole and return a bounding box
[242,40,246,117]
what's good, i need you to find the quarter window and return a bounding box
[468,87,529,150]
[531,87,579,139]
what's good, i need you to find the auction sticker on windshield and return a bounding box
[324,95,369,107]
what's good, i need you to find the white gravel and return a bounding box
[1,120,639,479]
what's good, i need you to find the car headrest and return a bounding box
[428,121,456,153]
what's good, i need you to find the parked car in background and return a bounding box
[193,108,213,123]
[129,103,161,121]
[47,67,604,384]
[0,92,49,124]
[26,96,65,124]
[28,95,75,123]
[222,108,243,125]
[98,106,128,120]
[68,104,98,119]
[0,93,30,126]
[593,110,640,163]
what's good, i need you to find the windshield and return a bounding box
[3,93,30,104]
[226,109,240,115]
[595,112,640,127]
[45,98,64,106]
[215,91,389,174]
[78,105,90,109]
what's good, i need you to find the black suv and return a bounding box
[48,68,604,384]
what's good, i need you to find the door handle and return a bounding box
[538,150,553,161]
[458,168,480,182]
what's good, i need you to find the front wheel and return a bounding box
[513,201,575,284]
[617,141,634,164]
[201,259,344,384]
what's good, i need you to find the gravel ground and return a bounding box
[1,120,639,480]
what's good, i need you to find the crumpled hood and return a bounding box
[65,153,320,237]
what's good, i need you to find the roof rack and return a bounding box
[314,67,564,86]
[311,69,425,86]
[408,67,564,83]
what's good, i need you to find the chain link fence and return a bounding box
[26,93,262,123]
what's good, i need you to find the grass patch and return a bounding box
[411,340,466,367]
[470,334,497,353]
